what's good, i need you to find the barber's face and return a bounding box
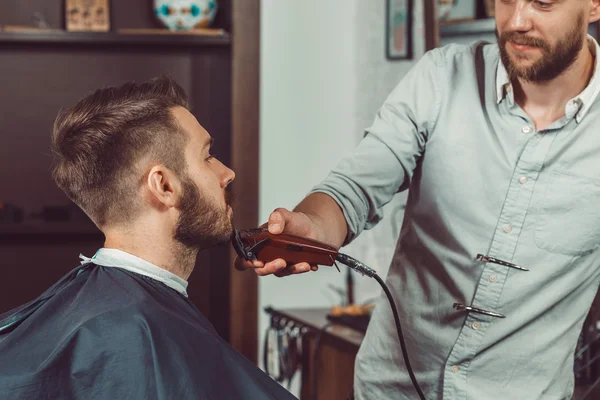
[171,107,235,250]
[495,0,589,82]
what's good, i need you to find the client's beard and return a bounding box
[173,177,234,251]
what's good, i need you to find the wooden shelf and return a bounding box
[440,18,599,40]
[0,222,103,237]
[439,18,495,38]
[0,29,231,48]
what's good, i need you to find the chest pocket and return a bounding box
[534,171,600,256]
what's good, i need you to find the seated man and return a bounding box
[0,76,296,400]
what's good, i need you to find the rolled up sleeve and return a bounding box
[310,49,443,244]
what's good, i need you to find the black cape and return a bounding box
[0,263,297,400]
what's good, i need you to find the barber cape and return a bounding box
[0,252,296,400]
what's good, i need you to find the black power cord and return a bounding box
[336,253,426,400]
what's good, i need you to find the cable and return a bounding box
[336,253,426,400]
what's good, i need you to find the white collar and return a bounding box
[496,35,600,123]
[79,248,188,297]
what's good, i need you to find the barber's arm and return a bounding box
[236,49,443,277]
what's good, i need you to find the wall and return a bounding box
[259,0,425,396]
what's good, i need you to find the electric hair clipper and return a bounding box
[232,227,337,265]
[231,227,375,276]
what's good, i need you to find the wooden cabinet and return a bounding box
[266,308,363,400]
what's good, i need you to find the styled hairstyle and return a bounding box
[51,75,190,227]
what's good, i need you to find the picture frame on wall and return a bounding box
[386,0,413,60]
[65,0,111,32]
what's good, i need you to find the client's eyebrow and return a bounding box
[203,137,214,152]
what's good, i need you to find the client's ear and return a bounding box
[591,0,600,23]
[147,165,180,209]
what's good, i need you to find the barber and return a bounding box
[237,1,600,399]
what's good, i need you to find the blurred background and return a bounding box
[2,1,600,399]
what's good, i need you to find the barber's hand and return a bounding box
[234,208,323,277]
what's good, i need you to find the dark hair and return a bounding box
[51,75,190,227]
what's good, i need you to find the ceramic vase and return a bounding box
[154,0,218,31]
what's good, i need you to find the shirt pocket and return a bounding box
[534,171,600,256]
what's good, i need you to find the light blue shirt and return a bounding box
[311,37,600,400]
[79,248,188,297]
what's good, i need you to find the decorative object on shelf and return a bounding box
[386,0,413,60]
[154,0,218,31]
[437,0,456,20]
[437,0,477,22]
[65,0,110,32]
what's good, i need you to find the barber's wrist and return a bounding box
[302,211,344,249]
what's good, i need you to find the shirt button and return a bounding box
[451,365,459,373]
[489,274,497,282]
[504,225,513,233]
[472,322,481,330]
[521,126,532,134]
[519,176,528,184]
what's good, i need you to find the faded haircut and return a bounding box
[51,75,190,227]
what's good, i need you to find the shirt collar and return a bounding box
[496,35,600,123]
[79,248,189,297]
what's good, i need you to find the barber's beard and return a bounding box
[497,15,585,83]
[173,177,234,251]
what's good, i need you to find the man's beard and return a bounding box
[173,176,234,251]
[497,14,585,83]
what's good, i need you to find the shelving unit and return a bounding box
[439,17,600,40]
[0,30,231,47]
[439,18,495,38]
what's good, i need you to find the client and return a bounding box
[0,76,296,400]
